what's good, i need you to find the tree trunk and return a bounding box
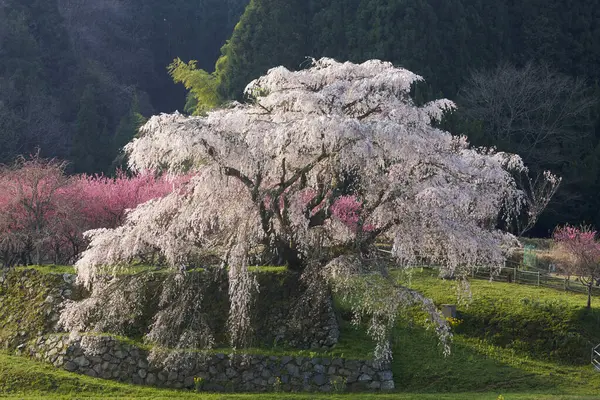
[277,241,303,272]
[587,281,592,309]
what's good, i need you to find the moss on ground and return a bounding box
[0,269,71,348]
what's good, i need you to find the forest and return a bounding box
[1,0,600,235]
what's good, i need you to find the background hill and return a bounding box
[2,0,600,233]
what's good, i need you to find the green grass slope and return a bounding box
[2,267,600,399]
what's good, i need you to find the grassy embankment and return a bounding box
[2,267,600,399]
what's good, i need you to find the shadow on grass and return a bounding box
[390,324,572,394]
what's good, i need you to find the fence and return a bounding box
[378,243,600,296]
[469,263,600,296]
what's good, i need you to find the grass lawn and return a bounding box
[3,267,600,399]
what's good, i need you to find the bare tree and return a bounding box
[460,63,596,234]
[513,170,561,237]
[460,62,597,171]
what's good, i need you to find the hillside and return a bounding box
[206,0,600,234]
[0,0,249,172]
[2,268,600,398]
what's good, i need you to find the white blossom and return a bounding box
[70,58,557,361]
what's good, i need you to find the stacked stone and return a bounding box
[30,335,395,392]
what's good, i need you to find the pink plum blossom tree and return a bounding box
[69,58,558,362]
[0,157,186,266]
[0,156,71,266]
[71,171,191,229]
[553,225,600,308]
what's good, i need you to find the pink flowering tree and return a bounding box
[0,157,188,267]
[553,225,600,308]
[69,58,558,362]
[0,156,72,267]
[72,171,191,229]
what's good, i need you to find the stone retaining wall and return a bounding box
[29,335,394,392]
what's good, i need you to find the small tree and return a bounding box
[0,156,71,266]
[0,157,187,267]
[553,225,600,308]
[69,58,558,362]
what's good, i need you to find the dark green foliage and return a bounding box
[111,94,147,171]
[0,0,74,163]
[216,0,311,101]
[71,85,110,173]
[0,0,250,173]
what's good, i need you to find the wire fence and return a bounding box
[468,262,600,296]
[378,243,600,296]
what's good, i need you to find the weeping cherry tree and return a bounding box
[63,58,558,363]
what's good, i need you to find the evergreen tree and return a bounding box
[111,94,147,171]
[72,85,110,173]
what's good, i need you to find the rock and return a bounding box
[319,384,332,392]
[145,373,157,385]
[313,374,327,386]
[168,371,178,381]
[360,365,375,375]
[378,370,393,381]
[313,364,325,373]
[242,370,254,382]
[138,369,147,379]
[74,356,90,367]
[286,363,300,376]
[90,356,103,364]
[138,359,148,369]
[85,369,97,378]
[358,374,372,382]
[345,360,359,370]
[368,381,381,390]
[226,368,238,378]
[183,376,195,388]
[280,356,292,365]
[64,361,77,372]
[114,350,126,359]
[381,380,395,390]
